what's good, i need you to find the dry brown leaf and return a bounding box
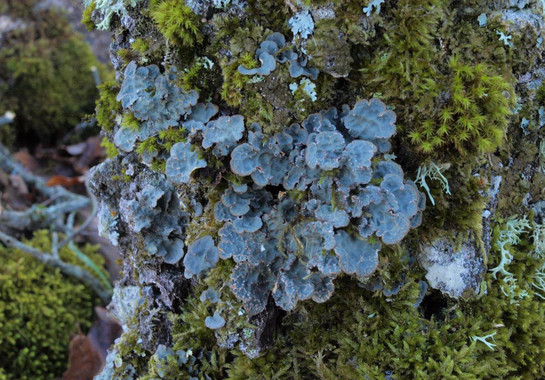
[62,307,122,379]
[62,333,104,380]
[46,175,84,187]
[13,149,39,171]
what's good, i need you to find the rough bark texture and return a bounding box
[88,0,545,378]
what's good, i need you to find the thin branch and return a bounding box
[1,198,90,230]
[0,230,112,303]
[0,143,86,201]
[52,231,59,258]
[64,210,112,291]
[57,177,98,250]
[69,240,113,293]
[0,142,112,302]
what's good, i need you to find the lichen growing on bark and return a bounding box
[86,0,545,378]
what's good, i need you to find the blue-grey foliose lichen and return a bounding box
[238,33,318,80]
[98,57,424,316]
[114,61,198,152]
[173,96,424,314]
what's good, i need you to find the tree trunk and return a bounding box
[88,0,545,378]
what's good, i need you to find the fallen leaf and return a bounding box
[13,149,39,171]
[62,333,103,380]
[46,175,85,187]
[62,307,122,379]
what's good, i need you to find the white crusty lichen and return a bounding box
[84,0,142,30]
[420,238,485,298]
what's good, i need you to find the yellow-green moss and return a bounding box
[408,58,515,156]
[151,0,203,47]
[101,137,119,158]
[0,230,105,379]
[96,80,122,132]
[82,1,97,31]
[0,7,111,146]
[131,38,151,53]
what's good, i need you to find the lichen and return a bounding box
[86,0,545,378]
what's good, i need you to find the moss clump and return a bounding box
[0,230,105,379]
[82,1,97,31]
[220,53,257,107]
[95,80,122,132]
[362,0,445,103]
[151,1,203,47]
[130,227,545,379]
[131,38,151,54]
[222,271,545,379]
[408,57,515,156]
[117,48,140,64]
[133,127,187,171]
[0,6,110,147]
[101,137,119,158]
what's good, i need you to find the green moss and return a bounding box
[96,81,122,132]
[408,58,515,156]
[82,1,97,31]
[110,302,152,377]
[157,127,187,150]
[222,268,545,379]
[131,38,150,54]
[362,0,445,103]
[151,0,203,47]
[220,54,256,107]
[122,112,140,130]
[177,56,221,99]
[117,48,139,64]
[0,7,110,147]
[136,137,160,156]
[101,137,119,158]
[179,59,206,91]
[132,127,188,172]
[129,222,545,379]
[151,160,167,173]
[0,230,103,379]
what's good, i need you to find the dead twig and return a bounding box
[0,230,112,303]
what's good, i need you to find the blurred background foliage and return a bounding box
[0,1,117,379]
[0,0,111,148]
